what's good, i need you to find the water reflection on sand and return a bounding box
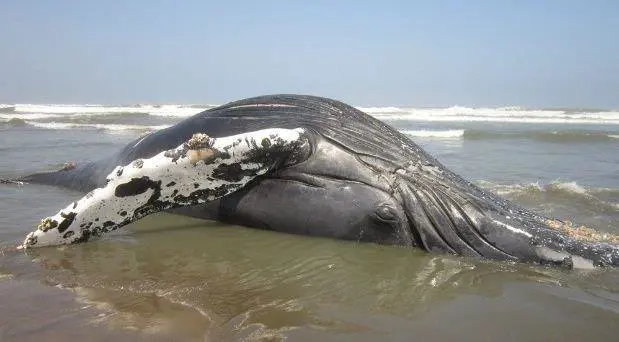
[6,213,615,341]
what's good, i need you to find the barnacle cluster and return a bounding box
[545,219,619,244]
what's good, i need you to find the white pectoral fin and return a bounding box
[22,128,308,248]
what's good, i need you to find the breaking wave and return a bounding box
[463,130,619,143]
[402,129,464,139]
[402,129,619,142]
[3,118,28,127]
[1,103,619,141]
[8,103,214,117]
[0,103,617,124]
[2,121,171,133]
[477,180,619,213]
[371,106,619,125]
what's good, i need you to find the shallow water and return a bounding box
[1,106,619,341]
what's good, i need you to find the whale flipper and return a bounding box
[21,128,310,248]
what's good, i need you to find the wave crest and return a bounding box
[369,106,619,125]
[477,180,619,214]
[399,129,619,143]
[463,130,619,143]
[10,104,212,117]
[22,121,170,133]
[2,103,617,125]
[402,129,464,139]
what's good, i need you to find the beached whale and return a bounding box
[14,94,619,268]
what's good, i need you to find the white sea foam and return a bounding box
[478,181,617,197]
[548,181,588,195]
[401,129,464,139]
[477,180,619,213]
[356,106,406,114]
[3,103,618,125]
[0,113,65,120]
[12,104,210,117]
[361,106,619,125]
[27,121,170,132]
[483,181,544,196]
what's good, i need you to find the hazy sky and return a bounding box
[1,1,618,107]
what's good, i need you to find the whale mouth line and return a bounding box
[271,171,381,191]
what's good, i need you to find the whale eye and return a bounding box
[374,205,397,222]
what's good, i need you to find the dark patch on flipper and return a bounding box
[166,181,176,187]
[173,184,238,205]
[129,180,165,219]
[57,212,77,234]
[212,163,259,182]
[110,176,165,220]
[73,230,91,244]
[115,176,160,197]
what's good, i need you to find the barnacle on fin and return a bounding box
[186,133,213,149]
[545,219,619,244]
[37,217,57,232]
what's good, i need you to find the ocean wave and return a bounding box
[401,129,464,139]
[462,130,619,143]
[10,104,211,117]
[2,103,617,124]
[0,113,67,120]
[477,180,619,213]
[356,106,406,114]
[0,104,15,113]
[26,121,170,133]
[370,106,619,125]
[2,118,28,127]
[4,115,617,144]
[480,180,619,197]
[399,129,619,142]
[385,114,619,125]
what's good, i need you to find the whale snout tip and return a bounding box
[23,217,70,249]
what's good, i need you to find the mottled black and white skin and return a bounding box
[14,95,619,268]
